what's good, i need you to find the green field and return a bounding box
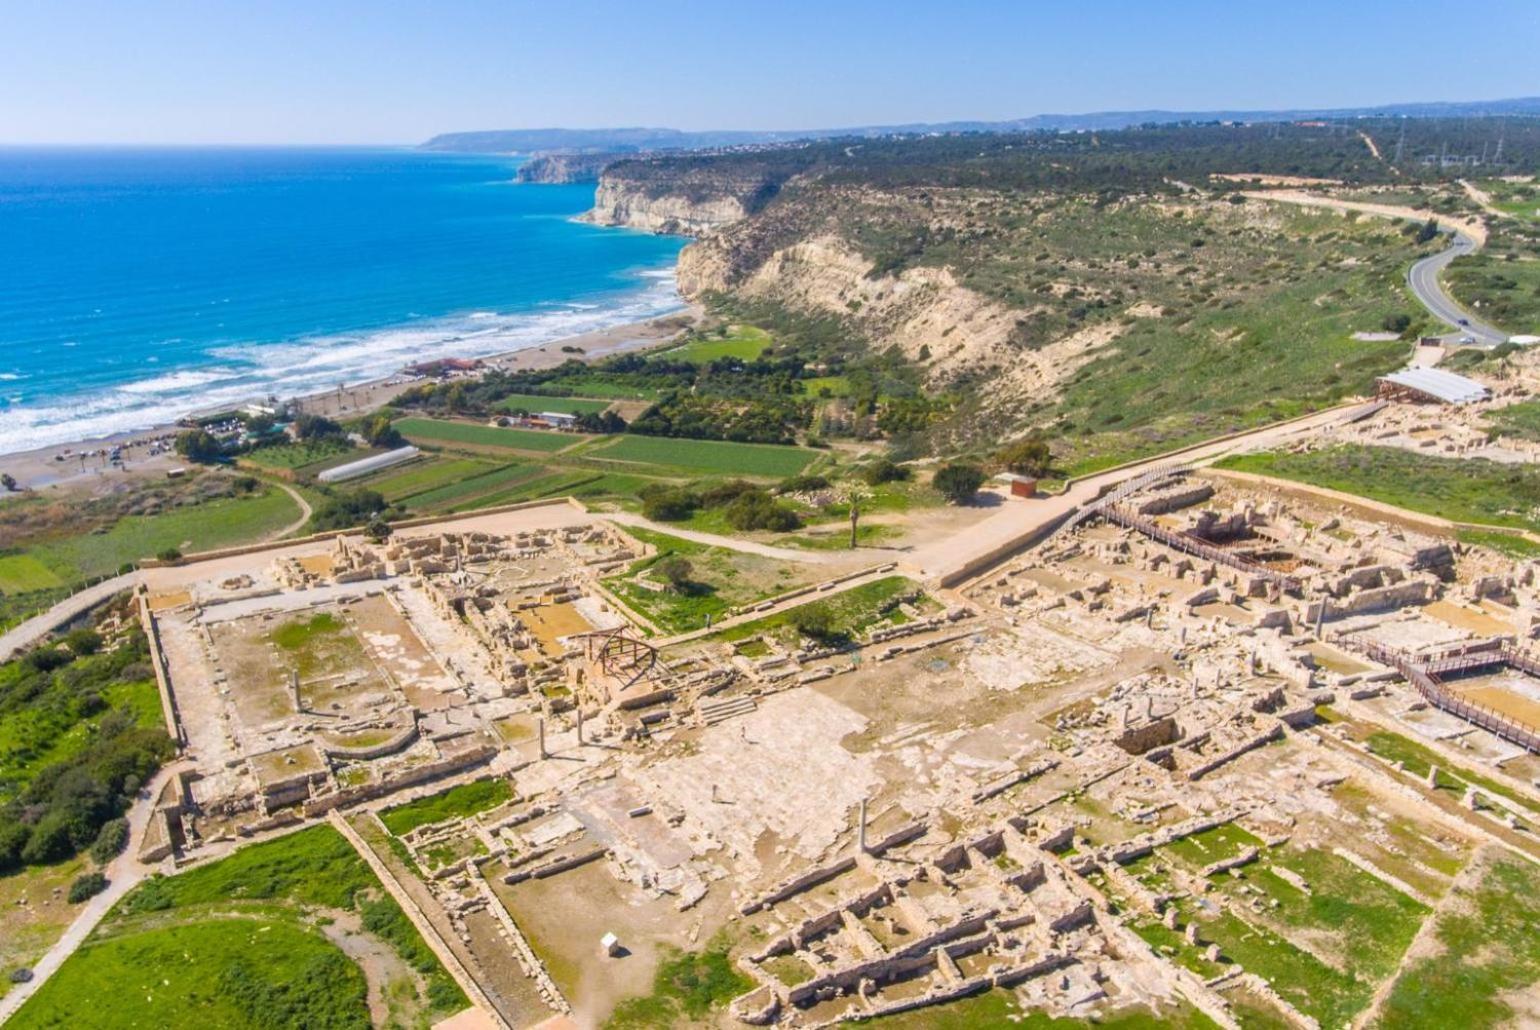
[593,435,815,477]
[1485,398,1540,442]
[379,777,513,836]
[241,437,355,471]
[1215,445,1540,532]
[659,325,771,364]
[14,485,301,587]
[360,457,494,502]
[397,462,539,510]
[493,393,612,415]
[12,826,466,1028]
[0,554,65,593]
[395,417,585,453]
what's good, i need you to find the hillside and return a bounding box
[585,118,1540,468]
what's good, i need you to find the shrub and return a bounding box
[861,459,909,486]
[776,474,830,494]
[640,486,699,522]
[723,491,802,532]
[63,629,103,656]
[90,818,129,864]
[933,463,986,504]
[996,435,1052,477]
[155,547,182,562]
[67,871,108,903]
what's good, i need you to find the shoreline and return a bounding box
[0,303,702,492]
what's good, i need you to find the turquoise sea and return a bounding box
[0,147,685,455]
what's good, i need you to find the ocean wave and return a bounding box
[0,273,684,456]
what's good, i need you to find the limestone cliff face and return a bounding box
[678,231,1121,404]
[582,178,752,235]
[515,152,622,184]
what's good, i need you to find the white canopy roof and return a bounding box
[1378,368,1490,404]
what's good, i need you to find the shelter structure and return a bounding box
[1375,368,1490,405]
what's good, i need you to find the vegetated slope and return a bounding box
[601,117,1540,466]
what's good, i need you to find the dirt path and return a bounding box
[916,400,1382,586]
[1244,189,1488,246]
[1459,178,1504,219]
[265,480,313,540]
[1359,130,1384,162]
[603,511,836,563]
[0,762,186,1023]
[321,908,426,1027]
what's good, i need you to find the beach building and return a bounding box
[1374,368,1490,405]
[993,472,1038,498]
[317,445,420,483]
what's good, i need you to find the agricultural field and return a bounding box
[9,826,466,1029]
[239,437,356,473]
[658,324,771,364]
[0,475,301,628]
[395,417,584,454]
[591,435,817,478]
[1215,445,1540,532]
[603,526,821,634]
[492,393,613,415]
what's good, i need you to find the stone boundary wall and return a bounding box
[136,591,187,748]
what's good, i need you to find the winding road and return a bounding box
[1406,231,1508,345]
[1245,189,1508,346]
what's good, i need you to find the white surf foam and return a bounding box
[0,272,684,456]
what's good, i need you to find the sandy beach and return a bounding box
[0,304,702,493]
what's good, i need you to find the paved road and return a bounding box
[0,572,138,662]
[1245,189,1506,346]
[1407,230,1508,345]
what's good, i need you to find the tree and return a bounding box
[997,436,1052,477]
[1415,218,1439,245]
[364,517,393,544]
[291,414,344,441]
[653,556,694,593]
[174,430,223,464]
[89,818,129,864]
[360,414,403,448]
[0,473,16,492]
[934,463,986,504]
[63,629,103,656]
[1381,313,1413,334]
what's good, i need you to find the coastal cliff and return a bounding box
[581,156,811,236]
[516,152,625,184]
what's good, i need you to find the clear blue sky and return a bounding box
[3,0,1537,144]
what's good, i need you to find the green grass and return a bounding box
[855,987,1217,1028]
[395,416,587,453]
[393,462,539,510]
[447,470,603,510]
[100,826,467,1021]
[1216,445,1540,532]
[379,777,513,836]
[661,325,772,364]
[603,526,815,634]
[26,486,300,582]
[0,553,65,593]
[1163,822,1264,869]
[241,437,355,471]
[707,576,918,644]
[1485,399,1540,443]
[1361,730,1533,810]
[493,393,613,415]
[1197,907,1369,1026]
[594,435,815,478]
[606,937,753,1029]
[11,918,370,1030]
[361,457,492,502]
[1457,527,1540,558]
[1379,851,1540,1028]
